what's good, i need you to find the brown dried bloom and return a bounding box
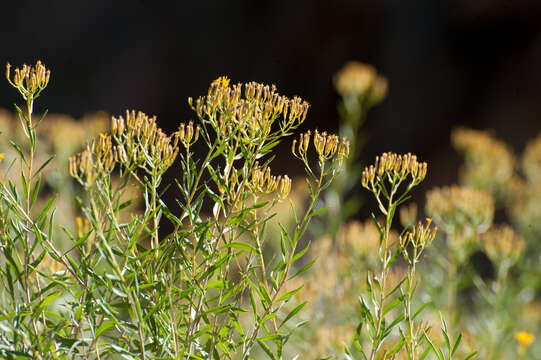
[481,224,525,265]
[452,128,515,201]
[6,61,51,100]
[426,185,494,239]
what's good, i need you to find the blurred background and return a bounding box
[2,0,541,202]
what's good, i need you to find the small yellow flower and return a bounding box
[0,153,4,160]
[515,331,534,347]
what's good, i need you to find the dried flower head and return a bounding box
[452,128,515,201]
[6,61,51,100]
[481,224,525,265]
[425,185,494,239]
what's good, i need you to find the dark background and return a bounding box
[2,0,541,205]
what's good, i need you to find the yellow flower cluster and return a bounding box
[176,121,200,148]
[333,61,388,104]
[425,185,494,238]
[481,224,525,265]
[6,61,50,100]
[249,165,291,200]
[70,110,179,186]
[400,218,437,252]
[190,77,309,140]
[111,110,179,173]
[361,152,427,190]
[292,130,350,166]
[68,133,118,186]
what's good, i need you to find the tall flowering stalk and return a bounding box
[4,61,51,353]
[353,152,427,360]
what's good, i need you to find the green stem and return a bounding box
[368,193,394,360]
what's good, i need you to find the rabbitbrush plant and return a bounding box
[0,61,349,359]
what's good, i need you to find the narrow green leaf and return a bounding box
[290,258,316,279]
[257,339,277,360]
[276,284,304,303]
[279,301,306,328]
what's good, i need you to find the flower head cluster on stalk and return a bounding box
[361,152,427,215]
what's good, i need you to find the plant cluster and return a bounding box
[0,61,350,359]
[0,59,539,360]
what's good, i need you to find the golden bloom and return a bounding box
[0,153,4,160]
[515,331,534,347]
[313,130,339,160]
[292,130,349,170]
[425,185,494,239]
[361,152,427,190]
[176,121,200,147]
[249,165,291,200]
[6,61,51,100]
[189,77,309,140]
[400,218,437,252]
[111,110,179,174]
